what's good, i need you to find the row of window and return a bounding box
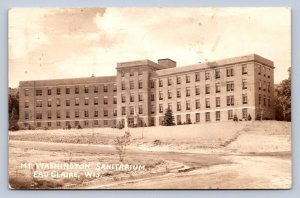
[157,109,249,124]
[257,64,272,78]
[25,109,118,120]
[25,96,117,108]
[27,84,117,97]
[32,119,114,128]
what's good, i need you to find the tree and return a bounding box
[9,89,19,131]
[163,108,175,126]
[114,131,131,162]
[275,67,291,121]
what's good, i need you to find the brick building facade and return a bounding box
[18,54,275,129]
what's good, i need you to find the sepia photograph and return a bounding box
[8,7,291,189]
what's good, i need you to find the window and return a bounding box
[263,81,266,91]
[84,110,89,118]
[84,121,89,126]
[195,72,200,81]
[205,98,210,108]
[177,102,181,111]
[263,66,266,77]
[242,64,248,74]
[242,108,248,119]
[177,89,181,98]
[168,78,172,86]
[195,99,200,109]
[138,105,143,114]
[25,89,29,96]
[94,111,98,117]
[47,110,52,119]
[263,96,266,106]
[103,96,108,104]
[205,84,210,94]
[168,90,172,99]
[159,104,163,113]
[242,80,247,89]
[75,98,79,106]
[113,96,117,104]
[57,88,61,95]
[151,93,155,101]
[226,67,234,77]
[37,122,41,127]
[66,110,70,118]
[227,81,234,91]
[130,106,134,115]
[267,68,271,78]
[268,98,271,107]
[47,99,52,107]
[227,95,234,106]
[186,101,191,110]
[196,113,200,122]
[75,86,79,94]
[25,100,29,108]
[47,122,51,127]
[186,114,191,123]
[177,76,181,84]
[56,98,61,107]
[94,120,98,126]
[243,94,248,104]
[66,87,70,94]
[216,111,221,121]
[36,112,42,119]
[84,86,89,93]
[195,86,200,95]
[130,94,134,102]
[113,84,117,92]
[138,80,143,89]
[258,64,262,75]
[186,75,191,83]
[56,110,61,119]
[138,70,142,75]
[205,71,210,80]
[75,109,79,118]
[186,87,191,97]
[177,115,181,125]
[113,108,117,116]
[94,97,99,105]
[259,94,261,105]
[228,110,233,120]
[138,94,143,101]
[47,88,51,95]
[259,80,262,90]
[159,79,163,87]
[130,71,134,76]
[66,99,70,106]
[25,111,29,119]
[84,97,89,105]
[151,105,155,114]
[94,86,98,93]
[104,85,108,92]
[216,83,221,93]
[150,80,155,88]
[216,97,220,107]
[159,91,163,100]
[121,81,125,90]
[268,82,271,92]
[167,103,172,110]
[36,100,42,107]
[215,70,220,79]
[122,107,126,115]
[121,71,125,77]
[205,112,210,122]
[56,122,60,127]
[104,120,108,126]
[130,81,134,89]
[36,89,42,96]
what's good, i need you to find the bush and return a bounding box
[248,114,252,121]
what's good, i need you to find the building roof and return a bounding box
[19,76,116,87]
[155,54,274,77]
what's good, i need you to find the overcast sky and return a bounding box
[9,7,291,88]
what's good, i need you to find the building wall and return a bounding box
[18,54,275,129]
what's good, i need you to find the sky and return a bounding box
[8,7,291,88]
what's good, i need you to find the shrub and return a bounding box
[248,114,252,121]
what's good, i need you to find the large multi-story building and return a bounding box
[18,54,275,129]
